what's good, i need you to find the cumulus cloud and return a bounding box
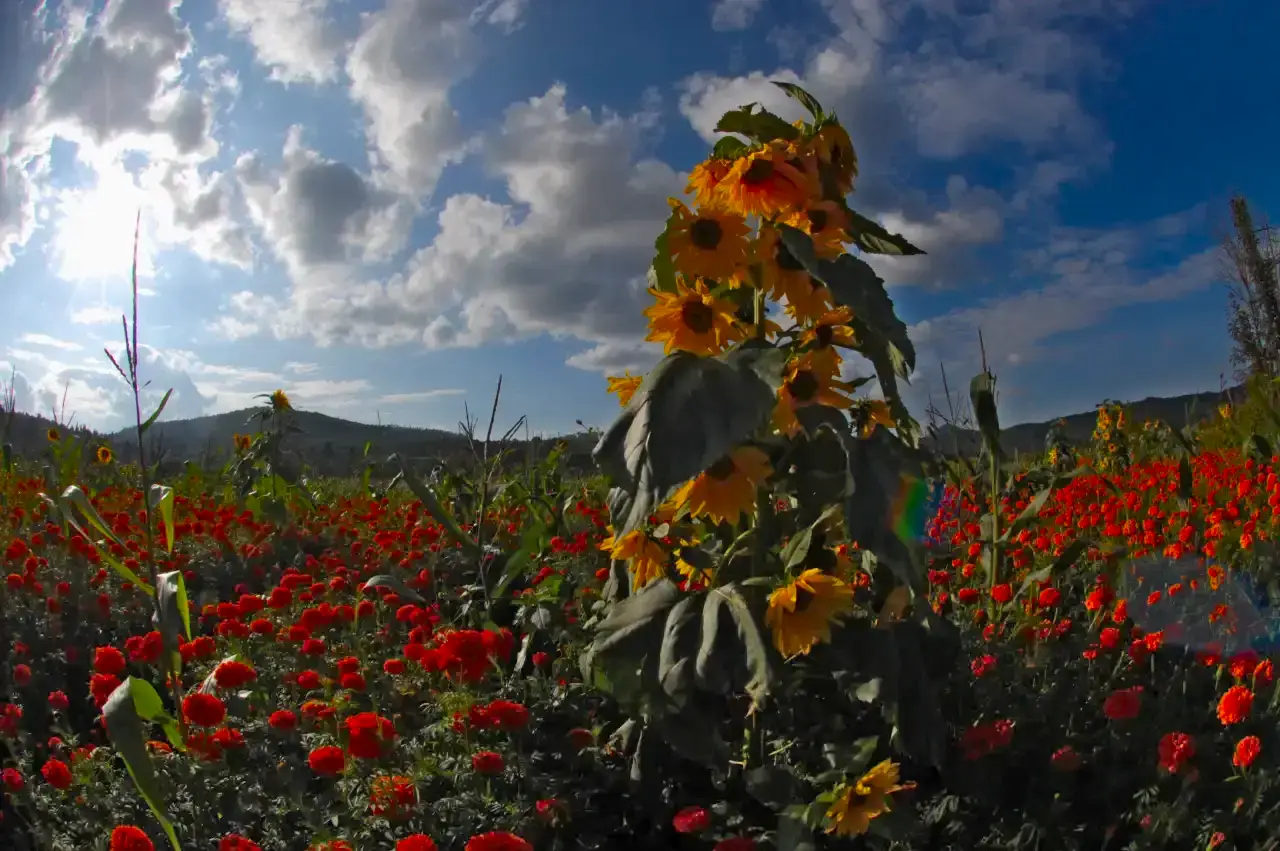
[218,84,679,369]
[217,0,344,84]
[235,125,414,272]
[711,0,768,32]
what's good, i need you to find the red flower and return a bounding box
[94,646,127,676]
[48,690,69,711]
[13,664,31,685]
[109,825,155,851]
[1102,686,1143,721]
[484,699,530,731]
[308,745,346,775]
[1050,745,1081,772]
[182,693,227,727]
[1234,735,1262,768]
[714,839,757,851]
[213,660,257,689]
[268,710,298,730]
[344,712,397,758]
[464,833,532,851]
[41,758,73,789]
[672,806,711,834]
[471,750,505,774]
[90,673,121,708]
[1157,732,1195,774]
[2,767,23,792]
[1218,685,1254,725]
[395,836,438,851]
[219,836,263,851]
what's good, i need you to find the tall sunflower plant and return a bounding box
[581,82,960,846]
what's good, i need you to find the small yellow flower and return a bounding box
[810,122,858,196]
[95,446,113,464]
[825,759,912,837]
[233,433,253,453]
[686,158,733,210]
[47,427,60,442]
[606,373,644,407]
[270,389,291,411]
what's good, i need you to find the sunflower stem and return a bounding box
[750,266,773,577]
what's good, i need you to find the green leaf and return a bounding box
[593,342,785,536]
[148,484,176,553]
[772,81,824,121]
[777,814,818,851]
[650,206,680,294]
[841,207,925,256]
[776,225,916,428]
[712,137,750,159]
[841,427,929,592]
[969,372,1002,459]
[154,570,191,660]
[714,583,777,710]
[1247,433,1273,462]
[781,527,815,570]
[391,454,480,558]
[657,594,702,707]
[103,678,182,851]
[888,623,946,768]
[999,477,1064,542]
[715,103,801,144]
[581,580,683,706]
[362,574,425,604]
[2,442,11,473]
[1015,539,1087,602]
[61,485,124,548]
[139,389,174,435]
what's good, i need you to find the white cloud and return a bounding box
[217,0,344,84]
[377,389,466,404]
[70,304,126,325]
[711,0,768,32]
[17,334,82,352]
[218,84,679,362]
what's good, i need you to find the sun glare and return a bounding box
[52,165,159,286]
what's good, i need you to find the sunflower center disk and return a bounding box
[807,208,829,233]
[690,218,723,250]
[776,243,806,272]
[742,158,775,186]
[706,456,738,480]
[680,300,715,334]
[787,370,819,403]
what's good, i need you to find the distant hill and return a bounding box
[922,386,1240,458]
[0,383,1244,475]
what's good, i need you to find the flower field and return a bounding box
[5,82,1280,851]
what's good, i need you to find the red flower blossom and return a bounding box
[308,745,346,775]
[1157,732,1195,774]
[268,710,298,730]
[219,836,263,851]
[213,660,257,689]
[1102,687,1143,721]
[1218,685,1254,725]
[2,767,23,792]
[1234,735,1262,768]
[41,758,72,789]
[93,646,127,676]
[673,806,712,834]
[395,836,438,851]
[182,693,228,727]
[464,833,532,851]
[48,690,69,711]
[471,750,505,774]
[109,825,155,851]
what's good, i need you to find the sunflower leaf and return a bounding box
[593,346,781,537]
[657,593,703,707]
[969,372,1003,460]
[650,207,680,294]
[716,583,778,710]
[841,206,926,256]
[772,81,825,121]
[716,103,801,144]
[712,137,750,159]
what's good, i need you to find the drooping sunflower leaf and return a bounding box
[593,342,785,536]
[772,81,825,121]
[657,594,703,707]
[391,454,480,558]
[362,574,425,604]
[841,206,925,256]
[103,678,182,850]
[715,103,802,144]
[712,137,750,160]
[148,484,176,553]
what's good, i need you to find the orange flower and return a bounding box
[1217,685,1254,725]
[1234,735,1262,769]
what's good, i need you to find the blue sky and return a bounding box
[0,0,1272,435]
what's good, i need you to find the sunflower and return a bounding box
[686,158,733,209]
[675,546,714,587]
[825,759,912,837]
[782,201,850,258]
[765,568,855,657]
[598,529,669,591]
[95,446,113,464]
[800,307,857,371]
[270,389,291,411]
[854,399,895,439]
[644,276,745,356]
[607,372,643,407]
[233,433,253,453]
[715,142,817,219]
[46,427,59,442]
[811,122,858,196]
[666,199,752,283]
[670,446,772,526]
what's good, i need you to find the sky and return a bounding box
[0,0,1274,436]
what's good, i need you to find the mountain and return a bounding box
[921,385,1240,458]
[1,383,1243,475]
